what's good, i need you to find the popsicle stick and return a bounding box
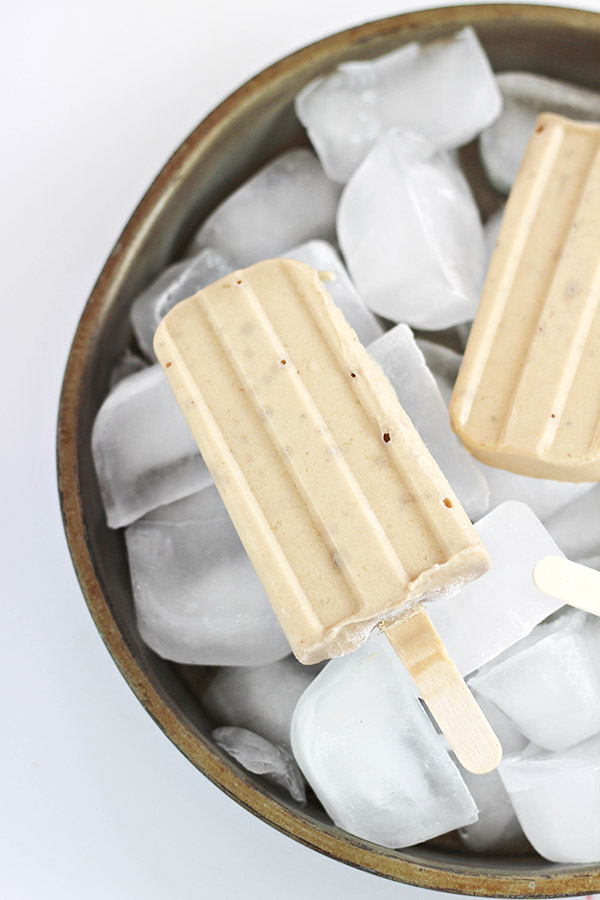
[533,556,600,617]
[385,606,502,775]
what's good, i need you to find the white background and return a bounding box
[4,1,600,898]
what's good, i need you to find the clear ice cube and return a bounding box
[125,485,290,666]
[544,483,600,569]
[368,324,489,520]
[483,205,504,268]
[499,735,600,863]
[200,656,323,750]
[428,502,564,676]
[417,339,463,407]
[470,611,600,752]
[213,726,306,803]
[283,240,383,345]
[291,634,477,848]
[480,72,600,193]
[475,462,596,523]
[296,26,501,183]
[188,149,341,266]
[337,131,486,329]
[92,365,212,528]
[130,248,234,359]
[458,694,528,854]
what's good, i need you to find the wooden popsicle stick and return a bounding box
[385,605,502,775]
[533,556,600,617]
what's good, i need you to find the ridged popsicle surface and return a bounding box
[155,259,489,662]
[451,113,600,481]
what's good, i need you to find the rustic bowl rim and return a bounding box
[57,4,600,895]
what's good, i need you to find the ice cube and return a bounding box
[428,502,564,676]
[337,131,486,329]
[454,322,472,349]
[199,656,323,750]
[109,348,148,388]
[417,339,463,406]
[368,324,489,520]
[283,240,383,345]
[480,72,600,193]
[291,634,477,848]
[499,735,600,863]
[188,149,341,266]
[130,248,234,359]
[458,694,528,854]
[92,365,212,528]
[484,205,505,268]
[470,610,600,752]
[476,462,596,523]
[213,726,306,803]
[544,483,600,569]
[296,26,501,183]
[125,485,290,666]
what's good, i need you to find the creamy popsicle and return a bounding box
[451,113,600,481]
[154,258,499,772]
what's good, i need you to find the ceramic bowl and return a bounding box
[57,5,600,894]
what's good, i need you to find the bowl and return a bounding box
[57,4,600,895]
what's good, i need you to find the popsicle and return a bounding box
[154,258,499,773]
[533,556,600,618]
[450,113,600,481]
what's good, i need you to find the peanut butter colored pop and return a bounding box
[451,113,600,481]
[154,258,499,773]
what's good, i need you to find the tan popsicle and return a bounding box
[451,113,600,481]
[154,258,500,773]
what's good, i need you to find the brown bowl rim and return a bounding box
[57,4,600,895]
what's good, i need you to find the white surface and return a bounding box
[4,1,600,898]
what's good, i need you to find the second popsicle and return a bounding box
[451,113,600,481]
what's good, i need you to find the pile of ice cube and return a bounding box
[91,26,600,865]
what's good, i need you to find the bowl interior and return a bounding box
[58,5,600,896]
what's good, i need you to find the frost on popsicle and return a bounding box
[291,635,477,848]
[188,149,341,267]
[337,131,486,329]
[92,365,212,528]
[296,26,501,183]
[126,485,290,666]
[480,72,600,192]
